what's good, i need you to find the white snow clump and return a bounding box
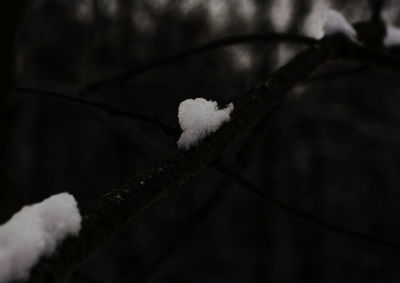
[0,192,82,283]
[323,9,357,41]
[384,25,400,47]
[177,98,234,149]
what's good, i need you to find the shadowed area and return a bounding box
[2,0,400,282]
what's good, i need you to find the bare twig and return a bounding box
[81,33,317,94]
[307,65,369,82]
[131,185,228,283]
[289,101,400,144]
[215,161,400,251]
[7,86,176,136]
[342,40,400,73]
[80,32,400,95]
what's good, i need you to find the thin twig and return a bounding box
[307,65,369,82]
[7,85,176,136]
[81,33,317,94]
[215,161,400,251]
[342,39,400,72]
[131,185,228,283]
[81,33,400,94]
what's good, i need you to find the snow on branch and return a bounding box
[177,98,234,149]
[384,25,400,47]
[323,10,357,41]
[0,193,81,283]
[27,37,400,283]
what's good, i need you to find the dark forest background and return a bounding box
[2,0,400,282]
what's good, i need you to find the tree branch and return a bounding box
[307,65,369,82]
[84,37,400,96]
[214,161,400,251]
[22,29,400,281]
[342,40,400,73]
[8,86,176,136]
[130,105,281,283]
[26,35,341,283]
[80,33,317,94]
[131,185,228,283]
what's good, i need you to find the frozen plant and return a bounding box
[177,98,234,149]
[0,192,82,283]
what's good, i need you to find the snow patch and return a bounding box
[177,98,234,149]
[384,25,400,47]
[0,193,82,283]
[323,10,357,41]
[302,0,329,38]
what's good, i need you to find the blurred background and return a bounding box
[2,0,400,282]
